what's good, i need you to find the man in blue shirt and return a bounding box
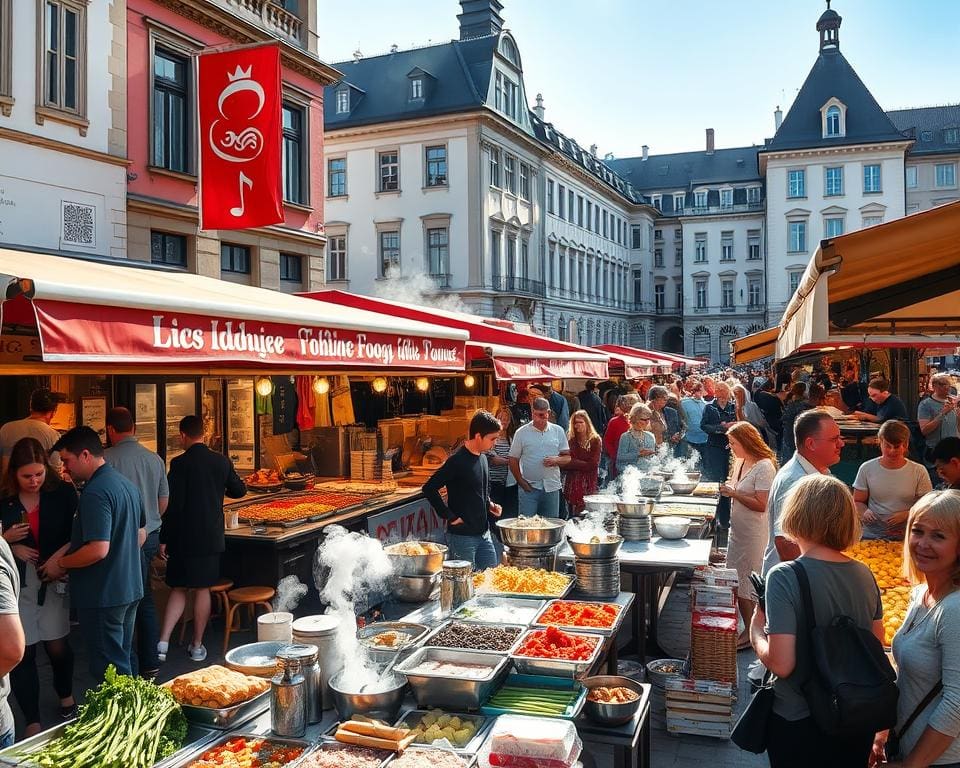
[55,426,145,680]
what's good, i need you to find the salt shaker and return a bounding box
[271,653,306,737]
[440,559,474,615]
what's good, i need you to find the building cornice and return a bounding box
[0,125,130,167]
[758,140,913,172]
[151,0,341,86]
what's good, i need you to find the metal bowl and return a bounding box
[581,675,645,726]
[616,499,652,518]
[646,659,685,688]
[329,670,407,721]
[385,542,448,576]
[638,477,663,497]
[496,518,566,548]
[224,641,287,678]
[667,480,698,495]
[654,516,691,540]
[582,494,619,514]
[566,535,624,559]
[394,573,441,603]
[357,622,429,664]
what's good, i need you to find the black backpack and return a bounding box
[788,560,899,735]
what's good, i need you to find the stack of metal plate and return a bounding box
[574,556,620,598]
[502,544,557,571]
[619,515,652,541]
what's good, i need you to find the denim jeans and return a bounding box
[446,531,498,570]
[0,726,13,749]
[133,531,161,675]
[77,601,138,681]
[518,487,560,518]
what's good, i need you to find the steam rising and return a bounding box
[274,575,308,614]
[374,266,470,315]
[565,515,610,543]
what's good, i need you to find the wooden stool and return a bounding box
[222,586,275,655]
[177,581,234,645]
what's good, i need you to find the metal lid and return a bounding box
[441,559,473,576]
[278,643,319,663]
[274,654,303,675]
[291,614,341,636]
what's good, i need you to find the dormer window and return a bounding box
[826,106,840,136]
[411,78,422,99]
[499,37,519,67]
[821,99,846,138]
[406,68,433,103]
[336,89,349,114]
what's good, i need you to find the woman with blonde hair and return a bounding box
[751,474,884,766]
[872,490,960,768]
[719,421,778,647]
[616,404,657,476]
[563,410,602,516]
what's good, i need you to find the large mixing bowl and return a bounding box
[582,494,619,514]
[496,518,566,548]
[655,516,691,539]
[616,499,652,518]
[667,479,698,495]
[566,535,624,559]
[393,573,441,603]
[224,640,287,678]
[329,670,407,721]
[581,675,645,726]
[385,542,448,576]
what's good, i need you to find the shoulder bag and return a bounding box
[885,680,943,761]
[731,669,777,753]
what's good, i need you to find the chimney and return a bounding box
[389,43,398,53]
[590,144,597,157]
[706,128,715,155]
[641,145,649,161]
[533,93,545,120]
[774,105,783,131]
[457,0,504,41]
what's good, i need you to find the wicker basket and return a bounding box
[690,611,738,684]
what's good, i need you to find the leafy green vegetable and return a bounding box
[18,665,187,768]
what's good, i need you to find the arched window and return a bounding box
[692,326,711,358]
[558,314,567,341]
[826,106,840,137]
[719,325,739,365]
[499,37,519,66]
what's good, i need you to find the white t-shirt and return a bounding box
[853,458,932,539]
[509,422,569,493]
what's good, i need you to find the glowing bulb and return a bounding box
[255,376,274,397]
[416,377,430,392]
[313,377,330,395]
[463,374,475,389]
[372,377,388,393]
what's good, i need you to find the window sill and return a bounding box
[0,95,13,118]
[423,184,449,192]
[283,200,313,214]
[327,277,350,285]
[824,192,844,198]
[786,195,807,200]
[148,165,197,183]
[326,194,349,201]
[35,106,89,136]
[862,190,883,196]
[375,189,401,198]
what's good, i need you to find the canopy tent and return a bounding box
[730,326,778,365]
[0,250,468,373]
[595,344,705,372]
[592,345,671,379]
[300,290,610,381]
[778,201,960,360]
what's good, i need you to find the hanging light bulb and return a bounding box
[463,374,476,389]
[255,376,274,397]
[371,377,388,393]
[416,377,430,392]
[313,376,330,395]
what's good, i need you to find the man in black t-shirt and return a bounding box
[422,411,503,570]
[853,377,908,423]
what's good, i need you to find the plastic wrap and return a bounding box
[478,715,581,768]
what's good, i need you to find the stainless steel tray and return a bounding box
[509,627,605,679]
[166,732,314,768]
[302,741,394,768]
[358,621,431,665]
[474,573,575,601]
[421,620,526,655]
[530,599,626,638]
[381,748,477,768]
[394,648,511,711]
[171,687,270,729]
[394,708,491,755]
[450,596,545,626]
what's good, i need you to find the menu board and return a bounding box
[226,379,255,470]
[81,396,107,442]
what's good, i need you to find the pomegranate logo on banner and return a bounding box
[198,44,283,230]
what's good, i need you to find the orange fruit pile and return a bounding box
[846,539,912,646]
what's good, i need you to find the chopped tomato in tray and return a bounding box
[537,601,621,629]
[514,626,598,661]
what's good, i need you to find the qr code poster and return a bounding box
[61,201,96,248]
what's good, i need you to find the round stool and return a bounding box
[223,586,275,655]
[211,578,234,620]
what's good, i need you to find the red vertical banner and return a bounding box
[198,44,283,230]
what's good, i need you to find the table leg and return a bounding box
[631,572,646,657]
[613,745,629,768]
[643,571,670,658]
[607,632,619,675]
[640,704,651,768]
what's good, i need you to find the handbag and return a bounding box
[731,669,777,753]
[885,680,943,760]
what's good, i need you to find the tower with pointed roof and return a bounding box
[760,2,911,318]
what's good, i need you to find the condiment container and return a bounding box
[291,614,342,710]
[440,559,474,616]
[277,643,321,723]
[257,612,294,643]
[271,653,306,737]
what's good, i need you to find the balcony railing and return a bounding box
[428,272,452,289]
[548,287,631,310]
[492,276,545,297]
[682,201,765,217]
[220,0,304,45]
[692,304,766,315]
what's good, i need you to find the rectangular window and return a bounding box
[788,221,807,253]
[945,128,960,144]
[654,248,663,268]
[651,194,662,211]
[863,164,881,193]
[150,231,186,267]
[654,229,663,241]
[632,269,642,309]
[747,186,761,204]
[673,194,684,213]
[519,163,530,200]
[696,280,707,310]
[568,190,575,223]
[410,78,422,99]
[42,0,85,114]
[825,166,843,196]
[282,103,305,204]
[558,184,566,219]
[654,284,665,312]
[220,243,250,274]
[490,230,502,281]
[747,230,761,260]
[585,201,592,231]
[506,237,516,278]
[935,163,956,187]
[862,215,883,228]
[674,228,682,240]
[520,240,529,279]
[906,166,918,188]
[693,190,707,208]
[548,247,555,288]
[327,157,346,197]
[504,77,517,118]
[748,279,762,308]
[425,145,447,187]
[279,253,302,283]
[720,231,734,261]
[594,205,600,232]
[336,90,349,113]
[602,210,608,238]
[494,71,502,112]
[504,155,516,193]
[675,247,683,267]
[675,283,682,310]
[719,189,733,208]
[824,217,844,238]
[378,151,399,192]
[379,231,400,277]
[546,179,554,213]
[721,280,734,309]
[489,147,500,188]
[788,169,806,198]
[328,235,347,281]
[694,234,706,263]
[631,225,643,250]
[577,195,584,227]
[789,270,802,295]
[152,48,188,172]
[427,227,449,277]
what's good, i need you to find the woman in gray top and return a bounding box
[875,490,960,768]
[750,474,883,767]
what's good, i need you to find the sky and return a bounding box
[315,0,959,159]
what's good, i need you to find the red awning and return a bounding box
[300,290,610,381]
[596,344,705,371]
[592,346,671,379]
[0,250,467,371]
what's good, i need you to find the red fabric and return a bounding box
[564,438,601,514]
[198,44,283,230]
[26,504,40,544]
[295,375,315,430]
[603,415,629,478]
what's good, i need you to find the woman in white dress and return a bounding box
[720,421,777,648]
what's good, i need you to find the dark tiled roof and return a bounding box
[887,105,960,156]
[324,36,498,129]
[763,50,906,152]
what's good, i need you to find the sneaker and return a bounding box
[157,641,168,663]
[188,644,207,662]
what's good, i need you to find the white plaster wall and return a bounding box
[904,155,960,214]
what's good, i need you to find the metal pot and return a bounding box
[566,535,624,559]
[582,494,619,514]
[616,499,653,518]
[328,671,407,722]
[582,675,645,725]
[667,480,698,495]
[385,542,448,576]
[393,573,441,603]
[496,518,565,548]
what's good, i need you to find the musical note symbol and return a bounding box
[230,172,253,217]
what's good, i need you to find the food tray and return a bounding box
[246,482,284,493]
[167,732,314,768]
[165,687,270,729]
[381,748,477,768]
[475,574,576,601]
[481,673,587,720]
[394,709,492,754]
[302,741,393,768]
[509,628,605,679]
[394,648,511,710]
[451,596,546,626]
[238,514,313,528]
[531,599,625,638]
[651,502,716,518]
[421,620,526,655]
[359,622,431,665]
